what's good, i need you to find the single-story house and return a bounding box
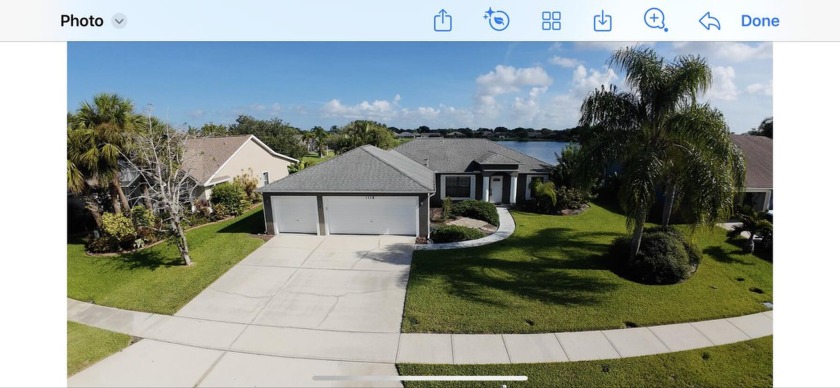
[259,145,435,237]
[259,138,552,237]
[396,131,417,139]
[730,134,773,212]
[395,138,552,205]
[121,134,298,205]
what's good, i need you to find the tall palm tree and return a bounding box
[577,46,745,260]
[312,126,327,157]
[68,93,139,214]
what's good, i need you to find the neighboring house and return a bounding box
[122,135,298,205]
[731,134,773,212]
[396,131,416,139]
[259,138,552,237]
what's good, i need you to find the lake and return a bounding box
[497,141,571,164]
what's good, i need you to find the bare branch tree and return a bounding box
[124,114,198,266]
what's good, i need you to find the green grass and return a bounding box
[403,202,772,333]
[67,321,132,376]
[398,336,772,387]
[68,207,266,314]
[301,151,336,166]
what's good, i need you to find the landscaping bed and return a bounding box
[398,336,772,387]
[402,202,773,334]
[68,207,266,315]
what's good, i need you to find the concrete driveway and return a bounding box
[176,234,414,333]
[69,234,414,387]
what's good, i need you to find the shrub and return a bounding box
[193,198,212,216]
[210,182,247,216]
[441,197,454,221]
[610,227,701,285]
[130,205,157,228]
[86,236,120,253]
[453,199,499,226]
[431,225,484,243]
[531,180,558,214]
[556,186,593,210]
[211,203,229,220]
[233,172,260,202]
[101,212,137,243]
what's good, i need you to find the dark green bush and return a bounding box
[431,225,484,243]
[531,180,558,214]
[556,186,594,210]
[210,182,247,216]
[442,197,454,221]
[86,236,120,253]
[610,226,701,285]
[453,199,499,226]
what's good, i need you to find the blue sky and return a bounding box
[68,42,772,133]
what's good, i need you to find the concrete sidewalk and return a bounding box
[69,298,772,366]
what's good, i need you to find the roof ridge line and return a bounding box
[361,146,434,191]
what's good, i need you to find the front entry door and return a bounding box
[489,176,503,204]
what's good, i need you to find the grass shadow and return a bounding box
[702,246,754,266]
[218,210,265,234]
[411,226,621,308]
[96,245,185,271]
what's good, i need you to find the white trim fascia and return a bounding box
[249,135,300,163]
[440,174,476,200]
[203,135,299,186]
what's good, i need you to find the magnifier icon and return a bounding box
[644,8,668,32]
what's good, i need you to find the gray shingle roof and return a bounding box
[394,138,551,173]
[183,135,252,184]
[475,151,522,165]
[259,145,435,193]
[730,134,772,189]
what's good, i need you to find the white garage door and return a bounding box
[272,196,318,234]
[325,196,417,236]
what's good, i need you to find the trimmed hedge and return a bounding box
[453,200,499,226]
[610,226,701,285]
[431,225,484,243]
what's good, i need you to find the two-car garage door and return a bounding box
[271,195,418,236]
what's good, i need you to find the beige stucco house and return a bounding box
[182,135,298,201]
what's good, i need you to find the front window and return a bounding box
[445,176,472,198]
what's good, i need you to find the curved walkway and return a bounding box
[68,298,771,366]
[415,207,515,250]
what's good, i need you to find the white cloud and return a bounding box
[671,42,772,63]
[321,95,401,120]
[746,80,773,96]
[571,65,619,95]
[706,66,739,101]
[549,56,582,68]
[476,65,553,96]
[187,109,205,119]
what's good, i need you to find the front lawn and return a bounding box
[398,336,772,387]
[68,207,266,314]
[402,202,772,333]
[67,321,131,376]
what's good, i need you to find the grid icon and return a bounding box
[541,11,561,31]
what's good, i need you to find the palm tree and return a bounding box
[312,126,328,157]
[68,93,139,214]
[577,46,745,260]
[727,206,772,253]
